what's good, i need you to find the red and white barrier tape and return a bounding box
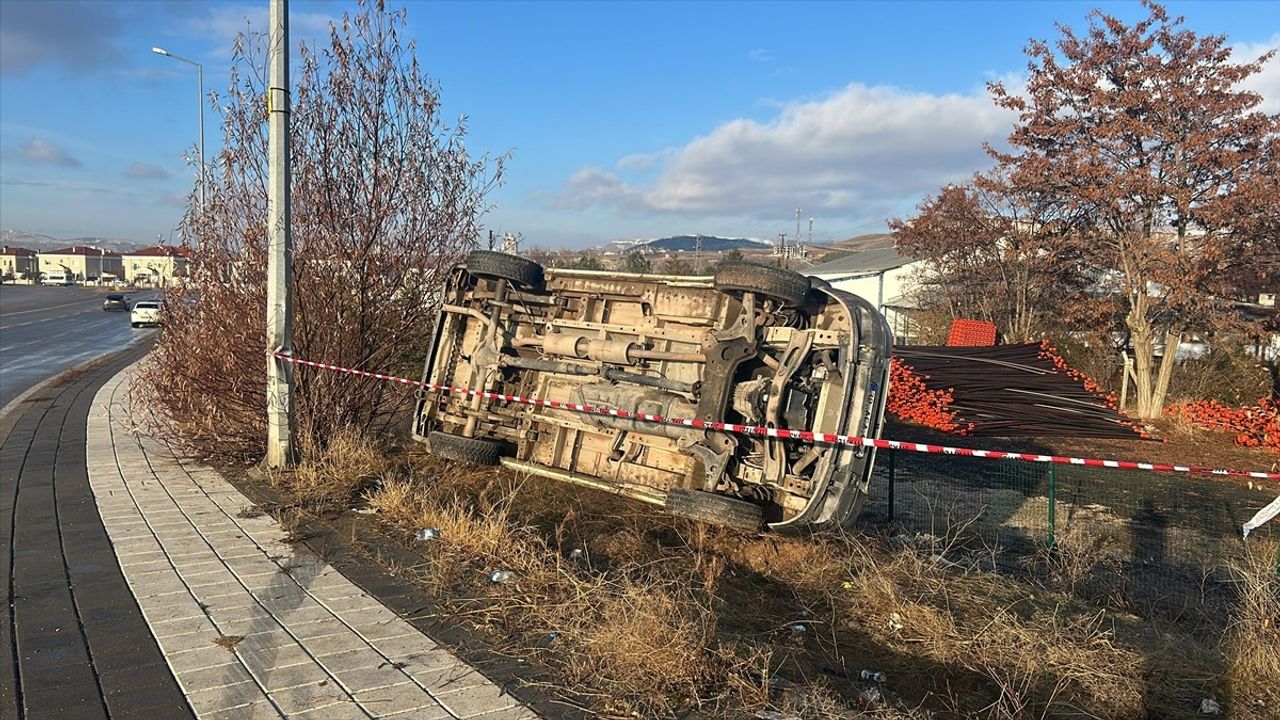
[272,351,1280,481]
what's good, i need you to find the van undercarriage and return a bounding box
[413,252,891,531]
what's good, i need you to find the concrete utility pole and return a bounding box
[794,208,801,260]
[265,0,294,468]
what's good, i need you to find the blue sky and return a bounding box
[1,1,1276,249]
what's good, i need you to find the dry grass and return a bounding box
[363,459,1154,717]
[369,471,739,715]
[1220,538,1280,718]
[263,426,391,517]
[717,526,1147,718]
[279,436,1264,718]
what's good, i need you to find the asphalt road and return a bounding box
[0,285,158,407]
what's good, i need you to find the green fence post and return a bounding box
[1046,464,1056,548]
[887,449,895,521]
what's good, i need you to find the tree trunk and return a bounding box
[1126,291,1161,419]
[1149,329,1181,415]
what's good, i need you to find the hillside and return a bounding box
[615,235,771,253]
[1,229,142,253]
[831,232,894,252]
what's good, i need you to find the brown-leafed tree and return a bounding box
[139,0,504,459]
[891,170,1091,342]
[983,1,1276,418]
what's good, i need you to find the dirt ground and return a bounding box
[883,417,1280,494]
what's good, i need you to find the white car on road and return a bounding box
[130,301,163,328]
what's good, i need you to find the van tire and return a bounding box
[427,431,503,466]
[466,251,545,292]
[713,263,810,307]
[664,488,763,531]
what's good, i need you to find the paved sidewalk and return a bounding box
[1,345,191,720]
[85,365,536,719]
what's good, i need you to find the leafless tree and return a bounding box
[139,0,505,459]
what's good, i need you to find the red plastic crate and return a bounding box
[947,319,998,347]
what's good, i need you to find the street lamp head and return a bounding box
[152,47,170,56]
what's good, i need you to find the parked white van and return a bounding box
[40,272,75,286]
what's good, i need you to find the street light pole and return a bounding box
[151,47,206,211]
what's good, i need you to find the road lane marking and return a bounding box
[0,297,98,317]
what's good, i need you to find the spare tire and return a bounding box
[427,431,504,466]
[465,251,545,292]
[664,488,763,531]
[713,263,810,307]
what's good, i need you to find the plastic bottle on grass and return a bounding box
[488,570,515,584]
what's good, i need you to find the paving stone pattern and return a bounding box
[2,345,192,720]
[82,365,537,719]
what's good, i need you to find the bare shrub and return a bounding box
[1167,348,1273,406]
[1049,331,1124,395]
[137,0,503,461]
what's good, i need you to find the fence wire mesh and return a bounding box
[861,449,1279,620]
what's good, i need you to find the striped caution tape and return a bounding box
[271,351,1280,481]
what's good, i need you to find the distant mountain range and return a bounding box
[0,229,142,253]
[608,235,771,253]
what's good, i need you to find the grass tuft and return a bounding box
[1220,538,1280,718]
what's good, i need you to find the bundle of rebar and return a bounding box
[890,341,1149,439]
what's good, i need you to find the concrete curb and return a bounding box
[0,368,67,425]
[0,339,152,450]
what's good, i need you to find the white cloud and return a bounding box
[1,137,82,168]
[180,4,336,59]
[616,153,656,171]
[748,48,773,63]
[558,168,644,212]
[0,1,122,76]
[556,82,1014,219]
[1234,34,1280,115]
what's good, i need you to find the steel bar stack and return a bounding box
[892,343,1147,439]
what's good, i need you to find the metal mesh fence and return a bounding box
[861,449,1279,620]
